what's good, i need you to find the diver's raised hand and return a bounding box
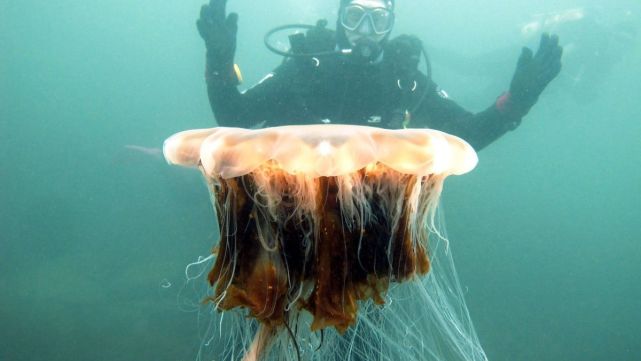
[509,33,563,114]
[197,0,238,71]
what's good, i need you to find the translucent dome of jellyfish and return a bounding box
[163,125,487,361]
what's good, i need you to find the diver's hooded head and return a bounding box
[337,0,396,62]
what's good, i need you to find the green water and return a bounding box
[2,1,640,360]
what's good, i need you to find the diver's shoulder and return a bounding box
[303,19,337,52]
[385,34,424,54]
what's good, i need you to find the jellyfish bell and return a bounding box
[164,125,477,177]
[164,125,485,361]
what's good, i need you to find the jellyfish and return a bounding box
[163,125,487,361]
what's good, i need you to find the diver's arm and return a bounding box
[414,33,562,151]
[198,0,294,128]
[197,0,247,126]
[204,59,276,128]
[414,90,523,151]
[205,60,301,128]
[205,61,247,126]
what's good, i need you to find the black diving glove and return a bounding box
[197,0,239,83]
[507,33,563,116]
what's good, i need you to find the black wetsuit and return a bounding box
[205,33,524,151]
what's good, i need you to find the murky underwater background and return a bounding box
[1,0,640,360]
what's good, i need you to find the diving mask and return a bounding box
[340,4,394,35]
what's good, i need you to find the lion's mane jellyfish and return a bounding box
[164,125,487,361]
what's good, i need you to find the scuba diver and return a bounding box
[196,0,562,152]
